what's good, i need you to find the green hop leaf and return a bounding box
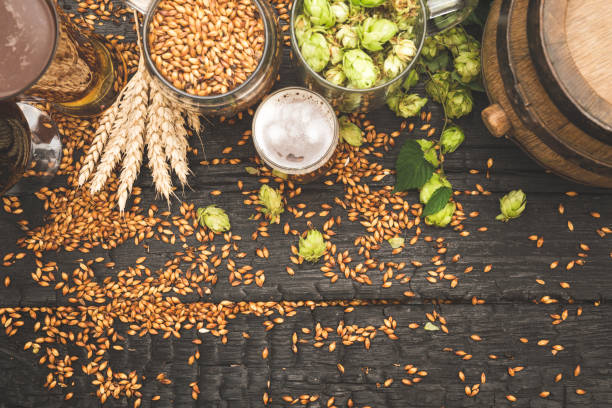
[420,172,451,204]
[496,190,526,222]
[304,0,335,27]
[197,205,231,233]
[259,184,284,223]
[358,17,398,52]
[388,237,405,249]
[445,88,473,119]
[440,125,465,154]
[416,139,440,167]
[422,186,453,217]
[339,116,364,147]
[425,201,456,227]
[343,49,379,89]
[401,70,419,92]
[301,31,330,73]
[299,229,327,263]
[394,139,435,193]
[349,0,386,8]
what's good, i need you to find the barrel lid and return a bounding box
[535,0,612,134]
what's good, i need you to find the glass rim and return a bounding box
[142,0,272,102]
[289,0,428,94]
[0,0,60,101]
[252,86,339,175]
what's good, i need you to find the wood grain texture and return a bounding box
[539,0,612,132]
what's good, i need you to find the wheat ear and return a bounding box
[78,103,118,187]
[165,107,191,188]
[90,56,146,194]
[116,62,149,212]
[146,82,173,204]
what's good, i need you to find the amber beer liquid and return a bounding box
[252,88,339,183]
[0,0,127,116]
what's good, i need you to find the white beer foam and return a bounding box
[254,89,335,170]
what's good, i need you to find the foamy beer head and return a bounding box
[253,87,338,175]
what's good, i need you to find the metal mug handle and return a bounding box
[121,0,151,14]
[426,0,477,34]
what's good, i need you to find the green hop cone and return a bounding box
[425,202,456,227]
[402,69,419,92]
[451,37,481,57]
[301,32,330,72]
[330,44,344,65]
[294,15,311,47]
[421,36,441,60]
[386,91,401,113]
[197,205,231,233]
[445,88,473,119]
[424,71,452,104]
[393,38,417,63]
[395,14,417,31]
[335,25,359,48]
[439,27,468,49]
[330,1,349,23]
[339,116,363,147]
[299,229,327,263]
[420,173,451,205]
[383,53,406,79]
[416,139,440,169]
[259,184,284,223]
[440,125,465,154]
[343,49,379,89]
[454,51,481,83]
[349,0,385,8]
[359,18,398,52]
[325,66,346,86]
[496,190,526,222]
[397,93,427,118]
[304,0,335,27]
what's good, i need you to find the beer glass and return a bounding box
[0,0,127,195]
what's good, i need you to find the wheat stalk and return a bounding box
[146,81,173,204]
[116,62,150,212]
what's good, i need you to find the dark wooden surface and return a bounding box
[0,1,611,407]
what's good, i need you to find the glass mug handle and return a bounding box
[425,0,477,34]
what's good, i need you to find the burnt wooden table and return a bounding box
[0,1,611,407]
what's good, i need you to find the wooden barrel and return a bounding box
[481,0,612,188]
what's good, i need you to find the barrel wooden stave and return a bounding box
[482,0,612,188]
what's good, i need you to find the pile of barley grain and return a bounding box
[149,0,265,96]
